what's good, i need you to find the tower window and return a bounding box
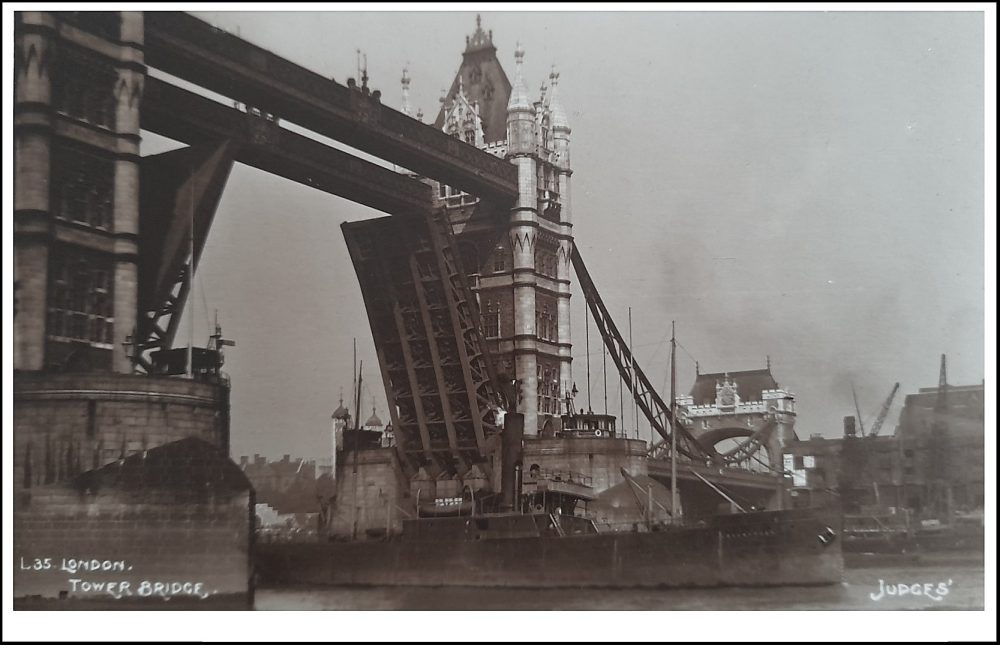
[51,43,118,130]
[493,245,507,273]
[55,12,121,41]
[47,247,114,347]
[484,300,501,338]
[51,142,115,231]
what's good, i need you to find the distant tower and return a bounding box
[364,405,383,431]
[331,394,351,483]
[400,65,412,117]
[429,18,574,435]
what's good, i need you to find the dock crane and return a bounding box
[868,382,900,437]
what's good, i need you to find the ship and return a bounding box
[842,509,984,556]
[255,411,844,589]
[256,508,842,589]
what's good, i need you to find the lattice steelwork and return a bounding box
[343,209,505,477]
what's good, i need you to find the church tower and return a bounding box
[431,17,574,435]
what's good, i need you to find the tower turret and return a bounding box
[549,68,574,402]
[506,43,535,154]
[506,43,540,433]
[549,69,571,170]
[400,65,412,116]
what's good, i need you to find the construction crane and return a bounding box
[868,382,900,437]
[927,354,952,519]
[851,384,867,436]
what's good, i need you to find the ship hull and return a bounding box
[257,509,843,589]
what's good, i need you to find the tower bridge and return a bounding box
[13,10,795,583]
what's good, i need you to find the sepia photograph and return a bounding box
[3,3,995,641]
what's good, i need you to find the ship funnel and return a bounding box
[501,413,525,511]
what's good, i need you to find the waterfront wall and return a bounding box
[14,438,254,609]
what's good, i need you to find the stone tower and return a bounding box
[13,11,232,490]
[15,11,144,373]
[432,17,574,435]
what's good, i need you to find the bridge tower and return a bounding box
[15,11,144,373]
[434,17,574,435]
[13,11,234,488]
[13,12,252,606]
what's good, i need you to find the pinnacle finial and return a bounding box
[476,14,481,30]
[508,40,531,113]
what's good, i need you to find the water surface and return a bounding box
[256,562,984,611]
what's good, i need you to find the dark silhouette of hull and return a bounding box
[257,508,843,589]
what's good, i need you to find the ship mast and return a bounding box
[351,360,363,541]
[186,162,195,378]
[629,307,636,440]
[670,321,681,523]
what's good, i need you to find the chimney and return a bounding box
[239,456,248,468]
[843,416,857,437]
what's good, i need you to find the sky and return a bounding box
[1,6,994,640]
[146,9,989,462]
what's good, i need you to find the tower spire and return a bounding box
[400,65,412,116]
[548,65,570,132]
[507,41,530,112]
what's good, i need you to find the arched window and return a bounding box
[493,244,507,273]
[484,300,500,338]
[47,247,114,347]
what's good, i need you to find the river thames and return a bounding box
[255,558,984,611]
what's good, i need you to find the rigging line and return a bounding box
[603,342,608,415]
[662,347,671,408]
[750,451,785,476]
[675,339,700,368]
[199,276,211,343]
[711,475,757,508]
[585,306,591,412]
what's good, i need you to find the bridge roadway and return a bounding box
[144,12,519,205]
[142,77,435,216]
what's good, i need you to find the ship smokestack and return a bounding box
[501,413,525,512]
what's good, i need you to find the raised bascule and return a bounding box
[13,12,817,605]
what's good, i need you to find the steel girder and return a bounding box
[143,12,518,205]
[343,209,504,478]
